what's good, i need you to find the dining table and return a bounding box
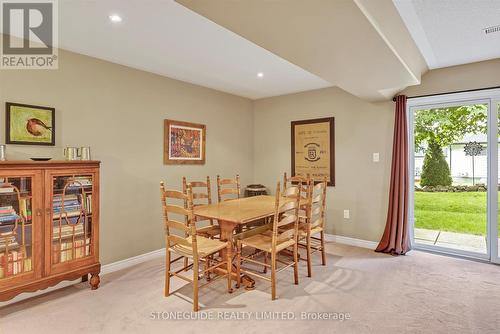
[193,195,303,291]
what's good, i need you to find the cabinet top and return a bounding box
[0,160,101,169]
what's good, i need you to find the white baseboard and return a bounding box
[1,236,377,307]
[324,233,378,250]
[0,248,166,307]
[101,248,165,275]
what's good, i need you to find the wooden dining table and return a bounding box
[194,195,302,291]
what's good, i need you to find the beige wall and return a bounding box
[403,59,500,96]
[253,87,394,242]
[0,49,254,264]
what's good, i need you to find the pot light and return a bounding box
[257,72,264,78]
[109,14,122,23]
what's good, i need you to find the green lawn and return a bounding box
[414,191,493,236]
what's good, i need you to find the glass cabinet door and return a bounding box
[0,175,36,280]
[50,174,94,266]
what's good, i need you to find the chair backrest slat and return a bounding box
[166,204,191,216]
[277,213,296,227]
[277,228,295,242]
[310,217,323,229]
[166,219,190,232]
[164,190,186,200]
[283,172,310,197]
[220,188,239,195]
[192,193,209,200]
[190,181,208,188]
[168,234,192,248]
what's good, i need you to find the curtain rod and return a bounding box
[392,85,500,102]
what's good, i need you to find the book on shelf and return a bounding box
[53,238,90,264]
[0,251,32,278]
[83,193,92,214]
[52,193,92,217]
[53,211,84,219]
[0,186,14,194]
[0,233,19,251]
[0,205,20,223]
[19,198,32,221]
[68,177,93,188]
[53,223,84,239]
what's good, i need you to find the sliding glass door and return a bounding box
[409,88,500,262]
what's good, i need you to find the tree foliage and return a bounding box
[420,139,452,187]
[414,105,487,151]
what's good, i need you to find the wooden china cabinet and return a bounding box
[0,161,100,301]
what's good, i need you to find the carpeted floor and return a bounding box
[1,243,500,334]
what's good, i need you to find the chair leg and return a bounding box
[263,252,268,274]
[227,248,233,293]
[320,231,326,266]
[271,252,277,300]
[184,257,189,272]
[306,235,312,278]
[227,241,234,294]
[164,249,171,297]
[205,256,211,281]
[236,242,241,289]
[293,242,299,285]
[193,259,199,312]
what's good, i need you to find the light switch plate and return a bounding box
[373,153,380,162]
[343,210,350,219]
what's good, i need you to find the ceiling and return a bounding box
[13,0,494,101]
[53,0,331,99]
[394,0,500,69]
[177,0,428,101]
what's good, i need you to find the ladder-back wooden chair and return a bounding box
[182,176,220,239]
[160,181,232,312]
[235,182,301,300]
[299,176,328,277]
[217,174,241,202]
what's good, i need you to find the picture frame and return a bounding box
[291,117,335,186]
[164,119,206,165]
[5,102,55,146]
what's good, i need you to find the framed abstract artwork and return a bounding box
[164,119,206,165]
[291,117,335,186]
[5,102,55,146]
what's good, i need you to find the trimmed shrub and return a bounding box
[420,140,452,187]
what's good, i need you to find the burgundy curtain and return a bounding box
[376,95,411,255]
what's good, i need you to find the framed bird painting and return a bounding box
[5,102,55,146]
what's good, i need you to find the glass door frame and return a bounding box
[492,96,500,264]
[408,88,500,263]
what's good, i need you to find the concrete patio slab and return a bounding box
[415,228,439,243]
[415,228,500,255]
[435,231,487,253]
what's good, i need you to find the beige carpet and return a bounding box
[1,243,500,334]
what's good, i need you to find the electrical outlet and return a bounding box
[373,153,380,162]
[343,210,350,219]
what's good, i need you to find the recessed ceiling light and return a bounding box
[257,72,264,78]
[109,14,122,23]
